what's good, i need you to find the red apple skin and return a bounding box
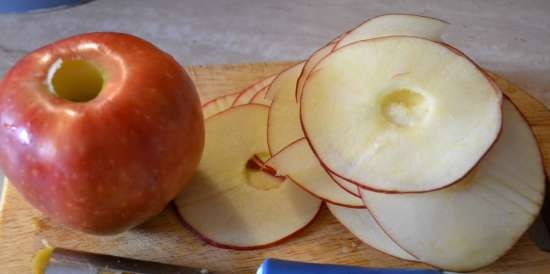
[0,32,204,234]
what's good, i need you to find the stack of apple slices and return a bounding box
[175,14,545,272]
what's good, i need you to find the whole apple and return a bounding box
[0,32,204,234]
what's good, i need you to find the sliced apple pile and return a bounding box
[360,100,545,271]
[175,14,545,271]
[175,105,322,249]
[265,14,450,206]
[301,36,502,192]
[265,63,363,207]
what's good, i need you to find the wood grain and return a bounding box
[1,62,549,274]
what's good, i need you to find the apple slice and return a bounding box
[174,104,322,249]
[202,92,240,119]
[267,138,363,207]
[301,36,502,192]
[335,14,448,49]
[267,62,305,154]
[264,62,305,101]
[250,86,271,105]
[295,41,338,102]
[296,14,448,102]
[232,74,277,106]
[360,99,545,271]
[327,203,416,261]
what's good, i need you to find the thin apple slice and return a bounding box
[264,62,304,101]
[301,36,502,192]
[202,92,240,119]
[361,99,545,271]
[335,14,448,49]
[267,62,305,154]
[250,86,271,105]
[295,41,338,102]
[232,74,277,106]
[327,203,416,261]
[174,104,322,249]
[296,14,448,102]
[267,138,363,207]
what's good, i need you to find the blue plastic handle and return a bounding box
[257,259,442,274]
[0,0,86,13]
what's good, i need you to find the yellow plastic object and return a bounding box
[32,247,54,274]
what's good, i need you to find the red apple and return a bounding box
[0,32,204,234]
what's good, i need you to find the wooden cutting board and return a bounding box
[1,62,550,274]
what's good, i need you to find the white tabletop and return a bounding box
[1,0,549,195]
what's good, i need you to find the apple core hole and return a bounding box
[380,89,431,127]
[245,153,283,191]
[47,59,104,102]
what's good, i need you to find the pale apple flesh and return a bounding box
[267,62,305,154]
[264,62,304,101]
[296,14,449,102]
[327,203,416,261]
[301,36,502,192]
[250,86,271,105]
[232,74,277,106]
[202,74,276,119]
[267,138,363,207]
[271,14,451,161]
[295,42,338,102]
[329,172,360,197]
[202,92,240,119]
[46,59,104,102]
[0,33,204,234]
[335,14,448,49]
[361,99,545,271]
[174,105,322,249]
[265,63,362,206]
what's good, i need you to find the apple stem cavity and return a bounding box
[46,58,104,102]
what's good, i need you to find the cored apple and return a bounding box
[0,32,204,234]
[360,99,545,271]
[174,105,322,249]
[301,36,502,192]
